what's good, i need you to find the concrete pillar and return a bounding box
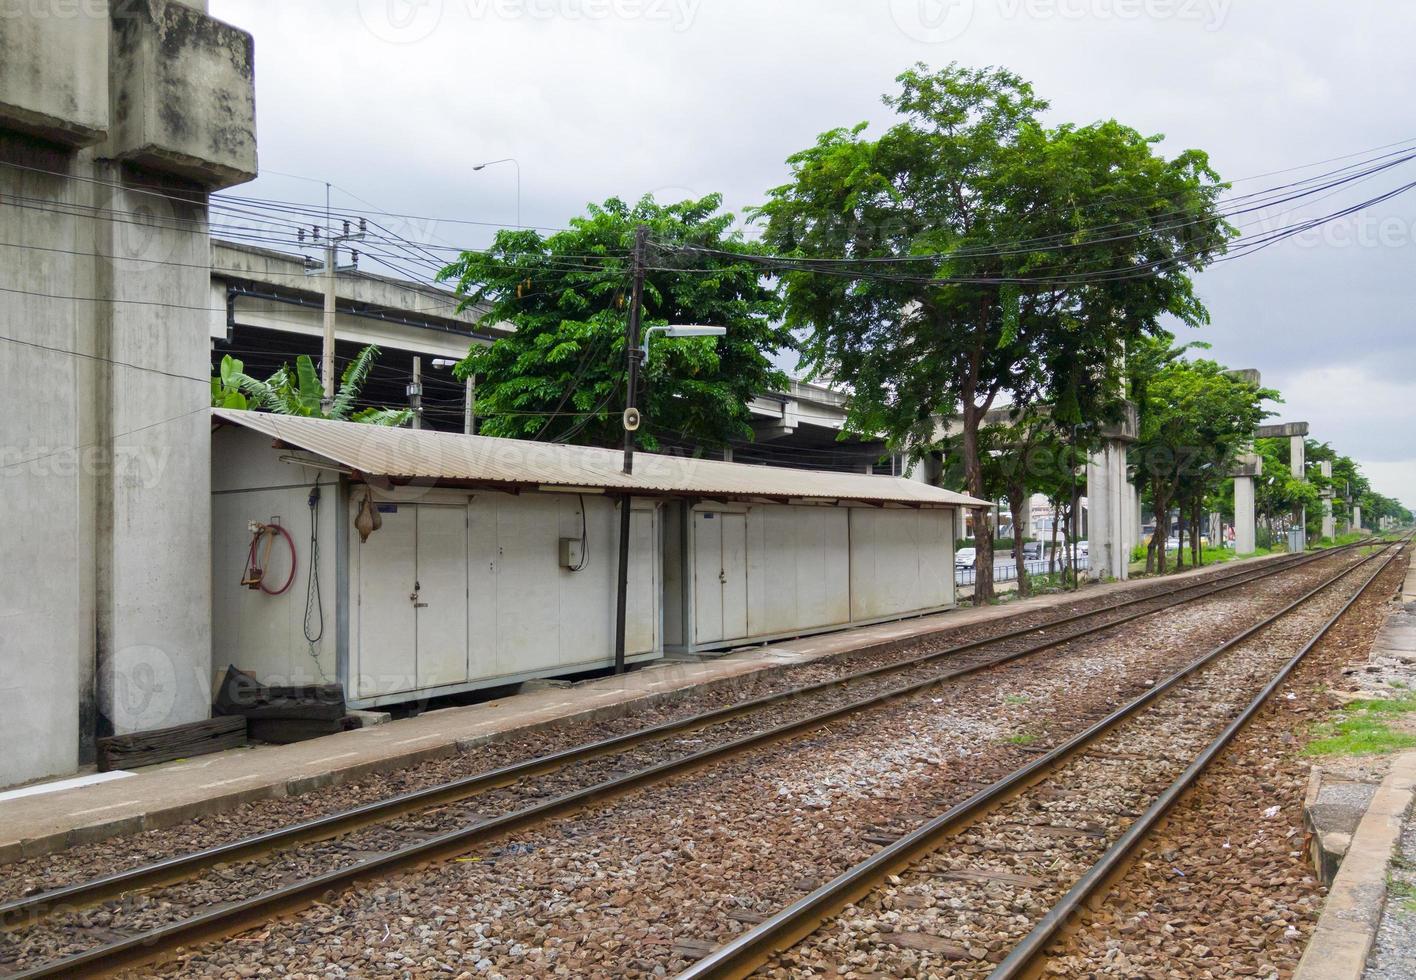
[0,5,255,787]
[1291,434,1308,551]
[1087,439,1131,581]
[1353,504,1363,532]
[1320,460,1335,540]
[1132,484,1144,552]
[1234,476,1257,554]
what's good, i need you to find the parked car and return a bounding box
[955,547,977,569]
[1021,541,1044,560]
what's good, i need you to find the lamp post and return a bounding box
[473,158,521,229]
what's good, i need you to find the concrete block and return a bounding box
[346,709,393,728]
[1294,752,1416,980]
[1257,422,1310,439]
[1303,769,1379,887]
[0,6,108,144]
[106,2,257,188]
[519,678,575,693]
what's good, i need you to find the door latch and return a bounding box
[410,591,429,608]
[719,568,727,584]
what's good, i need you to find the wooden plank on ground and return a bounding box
[97,716,246,771]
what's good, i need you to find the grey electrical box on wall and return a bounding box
[559,537,584,569]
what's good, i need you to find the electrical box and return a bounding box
[559,537,584,570]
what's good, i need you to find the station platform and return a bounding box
[0,555,1286,864]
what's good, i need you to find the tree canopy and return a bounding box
[753,63,1233,599]
[439,194,791,450]
[1130,341,1275,571]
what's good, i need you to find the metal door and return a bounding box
[720,513,748,641]
[693,512,724,644]
[414,505,469,690]
[356,503,417,698]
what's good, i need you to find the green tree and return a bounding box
[230,346,411,426]
[439,195,790,449]
[1131,350,1274,573]
[753,63,1231,602]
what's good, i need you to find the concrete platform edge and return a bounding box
[1294,751,1416,980]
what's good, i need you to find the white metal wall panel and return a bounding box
[211,486,340,687]
[745,505,850,637]
[849,508,952,621]
[554,494,615,666]
[355,503,417,698]
[415,505,470,690]
[467,495,499,681]
[494,493,563,675]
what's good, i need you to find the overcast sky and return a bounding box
[210,0,1416,510]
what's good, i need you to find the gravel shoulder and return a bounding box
[1031,547,1409,980]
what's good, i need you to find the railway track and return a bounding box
[0,542,1378,978]
[677,536,1411,979]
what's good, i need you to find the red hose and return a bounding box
[245,523,297,596]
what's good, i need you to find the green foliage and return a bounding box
[1304,695,1416,757]
[210,355,249,410]
[1130,338,1276,572]
[439,194,790,449]
[754,63,1231,601]
[226,346,411,426]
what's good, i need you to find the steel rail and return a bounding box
[675,539,1406,980]
[1,545,1373,978]
[988,534,1412,980]
[0,545,1352,933]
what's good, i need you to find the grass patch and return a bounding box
[1389,878,1416,913]
[1005,732,1038,745]
[1003,694,1031,705]
[1304,695,1416,757]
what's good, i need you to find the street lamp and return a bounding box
[624,325,728,469]
[473,158,521,229]
[640,324,727,359]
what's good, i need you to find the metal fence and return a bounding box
[955,553,1091,587]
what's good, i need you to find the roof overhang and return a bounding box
[213,409,990,510]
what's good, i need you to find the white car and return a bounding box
[955,547,977,569]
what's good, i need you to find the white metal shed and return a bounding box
[210,410,985,707]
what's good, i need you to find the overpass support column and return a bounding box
[1087,404,1138,582]
[1353,504,1363,532]
[1320,460,1335,540]
[1086,442,1128,581]
[1230,452,1261,555]
[1234,476,1257,554]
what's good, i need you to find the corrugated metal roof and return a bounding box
[212,409,990,508]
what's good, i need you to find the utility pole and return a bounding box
[409,356,423,430]
[621,225,649,476]
[464,374,476,435]
[614,225,650,675]
[304,218,366,412]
